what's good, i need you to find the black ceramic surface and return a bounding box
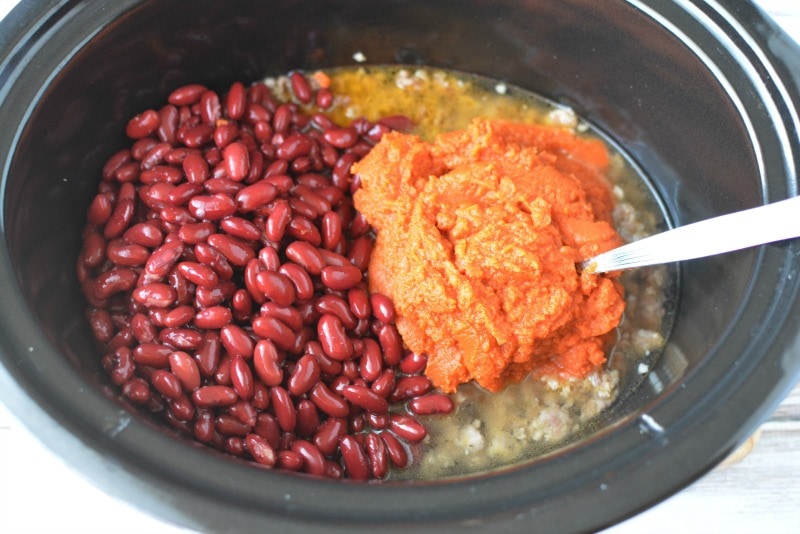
[1,1,799,532]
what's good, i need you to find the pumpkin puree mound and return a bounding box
[352,119,625,393]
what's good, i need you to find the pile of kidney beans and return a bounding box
[77,72,454,480]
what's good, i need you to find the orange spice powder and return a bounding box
[353,119,626,393]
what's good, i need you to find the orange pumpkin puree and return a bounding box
[352,119,626,393]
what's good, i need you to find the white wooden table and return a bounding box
[1,1,799,532]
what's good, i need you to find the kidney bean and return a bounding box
[229,289,253,323]
[345,288,371,322]
[180,123,214,148]
[129,313,155,344]
[166,350,200,391]
[199,90,221,124]
[341,385,389,415]
[272,103,293,134]
[349,413,367,434]
[93,268,138,300]
[87,193,113,226]
[121,224,160,250]
[390,375,433,403]
[163,305,195,328]
[222,437,243,456]
[281,244,323,280]
[221,141,249,181]
[252,270,295,306]
[389,414,426,443]
[219,324,255,359]
[277,450,303,471]
[167,84,206,106]
[287,71,312,104]
[365,413,389,431]
[158,206,194,225]
[141,142,172,170]
[317,314,353,361]
[102,197,134,239]
[295,399,320,438]
[357,338,383,383]
[230,355,254,400]
[102,149,132,181]
[213,122,238,150]
[368,294,396,326]
[132,343,171,368]
[287,354,321,397]
[188,409,213,444]
[252,315,296,351]
[291,156,313,174]
[88,309,115,343]
[192,385,237,408]
[233,181,280,212]
[379,432,408,468]
[174,261,217,288]
[194,283,227,309]
[83,77,444,481]
[398,352,427,376]
[194,242,235,280]
[213,218,257,243]
[252,413,280,450]
[113,161,141,183]
[339,434,370,481]
[323,126,358,149]
[106,347,135,386]
[245,434,276,466]
[179,152,209,184]
[150,369,183,400]
[191,306,230,330]
[314,295,358,330]
[225,81,247,120]
[80,233,106,269]
[132,283,176,308]
[261,201,289,243]
[286,215,322,246]
[278,263,314,301]
[160,328,204,350]
[287,440,324,476]
[244,102,271,125]
[175,222,212,244]
[309,382,350,418]
[215,414,250,437]
[242,258,266,306]
[307,417,344,457]
[320,265,362,291]
[364,432,389,478]
[258,302,303,332]
[206,233,255,266]
[249,339,282,386]
[377,323,403,366]
[293,185,331,216]
[318,211,342,251]
[270,386,296,432]
[144,240,184,280]
[126,109,159,139]
[186,193,235,221]
[122,377,151,405]
[157,105,179,145]
[167,182,204,206]
[140,165,184,185]
[371,369,396,399]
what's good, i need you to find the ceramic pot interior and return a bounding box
[2,0,798,531]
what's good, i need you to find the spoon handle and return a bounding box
[585,195,800,273]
